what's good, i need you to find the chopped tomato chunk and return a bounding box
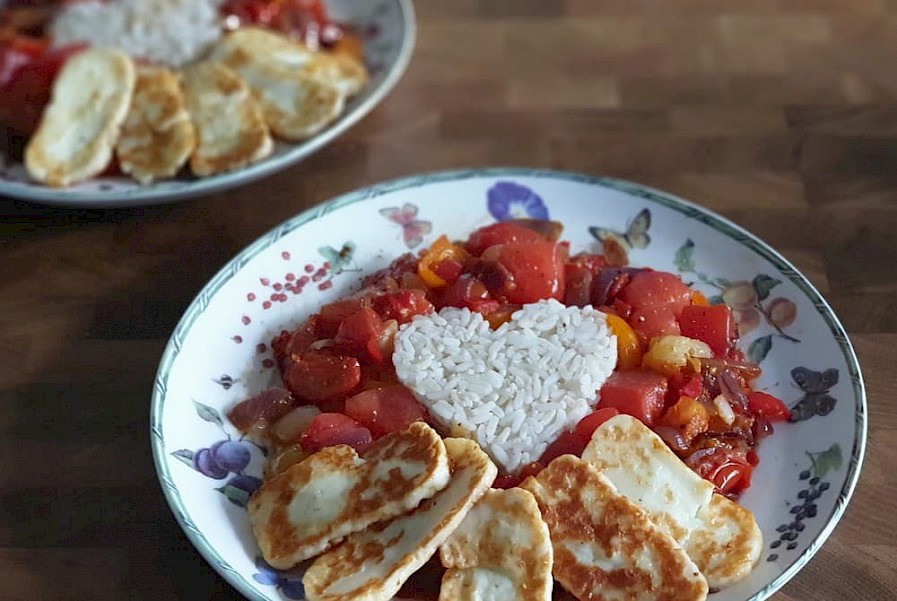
[618,271,692,340]
[334,307,386,362]
[465,222,545,256]
[299,413,372,453]
[370,289,433,324]
[285,353,361,402]
[497,241,566,304]
[598,370,669,427]
[747,391,791,422]
[227,387,294,432]
[344,386,428,438]
[678,304,736,357]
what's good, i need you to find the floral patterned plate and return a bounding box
[151,168,867,601]
[0,0,415,208]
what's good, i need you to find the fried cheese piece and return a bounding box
[248,422,450,569]
[25,47,136,187]
[581,415,715,543]
[582,415,761,589]
[180,61,273,176]
[212,26,367,97]
[115,65,195,184]
[303,438,497,601]
[439,487,553,601]
[686,494,763,589]
[521,455,708,601]
[208,39,344,140]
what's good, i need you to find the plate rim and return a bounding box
[0,0,417,209]
[150,167,867,601]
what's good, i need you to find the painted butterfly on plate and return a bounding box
[789,366,839,422]
[379,203,433,249]
[589,208,651,251]
[318,241,357,275]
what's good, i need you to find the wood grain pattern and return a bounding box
[0,0,895,598]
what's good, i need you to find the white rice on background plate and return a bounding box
[51,0,226,68]
[393,299,618,473]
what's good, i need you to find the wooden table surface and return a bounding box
[1,1,896,599]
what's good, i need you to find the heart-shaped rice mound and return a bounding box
[393,299,617,473]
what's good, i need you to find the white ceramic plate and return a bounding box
[0,0,415,208]
[151,168,866,601]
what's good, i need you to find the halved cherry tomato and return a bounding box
[334,307,385,362]
[573,407,620,445]
[465,222,545,256]
[344,386,428,438]
[747,391,791,422]
[319,296,368,333]
[299,413,372,453]
[370,289,433,324]
[618,271,693,340]
[679,304,736,357]
[709,459,753,496]
[497,241,566,304]
[285,353,361,402]
[227,388,294,432]
[540,429,585,465]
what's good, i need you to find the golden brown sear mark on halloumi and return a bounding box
[302,438,497,601]
[25,47,136,187]
[116,65,195,184]
[209,41,344,141]
[686,494,762,590]
[521,455,708,601]
[180,61,273,177]
[248,422,449,570]
[439,487,553,601]
[212,27,368,98]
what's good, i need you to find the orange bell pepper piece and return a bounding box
[606,314,642,370]
[417,235,467,289]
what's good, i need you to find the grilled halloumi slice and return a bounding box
[212,26,368,97]
[209,45,344,141]
[25,48,135,187]
[686,494,762,589]
[303,438,497,601]
[439,488,553,601]
[115,65,195,184]
[248,422,450,570]
[581,414,715,544]
[582,415,762,589]
[180,61,273,176]
[521,455,708,601]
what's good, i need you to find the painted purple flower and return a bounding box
[487,182,549,221]
[252,556,305,599]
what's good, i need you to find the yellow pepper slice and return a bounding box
[606,313,642,370]
[417,235,467,289]
[691,290,709,306]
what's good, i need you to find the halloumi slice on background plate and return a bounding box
[212,27,368,97]
[302,438,497,601]
[209,42,344,141]
[248,422,450,569]
[180,61,273,176]
[115,65,195,184]
[439,487,553,601]
[582,414,762,589]
[25,47,136,187]
[521,455,708,601]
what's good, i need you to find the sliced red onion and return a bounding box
[719,369,750,412]
[654,426,690,453]
[684,446,719,468]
